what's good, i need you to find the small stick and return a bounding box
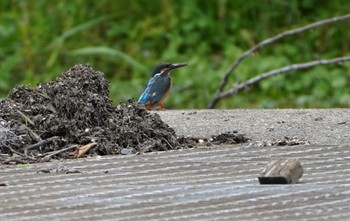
[40,144,78,162]
[22,125,42,142]
[4,146,36,161]
[16,110,35,126]
[163,138,174,150]
[8,146,26,157]
[24,136,59,155]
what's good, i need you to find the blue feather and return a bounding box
[138,75,158,104]
[138,73,171,105]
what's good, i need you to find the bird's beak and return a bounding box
[170,63,189,70]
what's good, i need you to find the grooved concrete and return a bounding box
[1,110,350,221]
[1,144,350,221]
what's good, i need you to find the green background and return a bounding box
[1,0,349,109]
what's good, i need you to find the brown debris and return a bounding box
[71,142,97,158]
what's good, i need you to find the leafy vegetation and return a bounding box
[1,0,349,108]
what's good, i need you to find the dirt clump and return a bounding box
[251,136,310,147]
[0,64,182,164]
[182,131,249,146]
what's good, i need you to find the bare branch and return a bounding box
[40,144,78,162]
[24,136,60,155]
[213,56,350,103]
[22,125,42,142]
[209,13,350,108]
[17,110,35,126]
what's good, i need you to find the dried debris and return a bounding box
[182,131,249,146]
[70,142,97,158]
[211,131,249,145]
[252,136,311,147]
[0,64,182,164]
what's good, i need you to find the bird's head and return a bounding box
[152,63,188,77]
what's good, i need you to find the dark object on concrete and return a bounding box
[180,131,248,146]
[269,136,310,146]
[258,158,304,184]
[37,165,82,174]
[253,136,311,147]
[211,131,248,144]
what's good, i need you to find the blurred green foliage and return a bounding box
[0,0,349,108]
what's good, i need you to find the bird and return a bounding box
[138,62,188,110]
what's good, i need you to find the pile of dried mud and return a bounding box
[0,64,248,164]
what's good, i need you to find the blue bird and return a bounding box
[138,63,188,110]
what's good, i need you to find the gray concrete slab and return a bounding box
[158,109,350,145]
[1,110,350,221]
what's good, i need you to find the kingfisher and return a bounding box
[138,63,188,110]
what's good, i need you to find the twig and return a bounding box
[22,125,42,142]
[16,110,35,126]
[214,56,350,101]
[162,138,174,150]
[24,136,59,155]
[3,157,27,164]
[4,146,36,161]
[40,144,78,162]
[209,13,350,108]
[8,146,32,158]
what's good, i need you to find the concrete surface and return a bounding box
[1,109,350,221]
[158,109,350,145]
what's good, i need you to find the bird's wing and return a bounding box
[138,75,171,105]
[138,75,159,104]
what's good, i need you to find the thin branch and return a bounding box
[40,144,78,162]
[22,125,42,142]
[209,13,350,108]
[2,145,36,162]
[24,136,59,155]
[17,110,35,126]
[8,146,25,157]
[214,56,350,101]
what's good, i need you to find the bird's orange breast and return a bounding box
[156,79,172,105]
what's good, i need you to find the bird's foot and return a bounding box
[145,105,153,111]
[159,104,166,111]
